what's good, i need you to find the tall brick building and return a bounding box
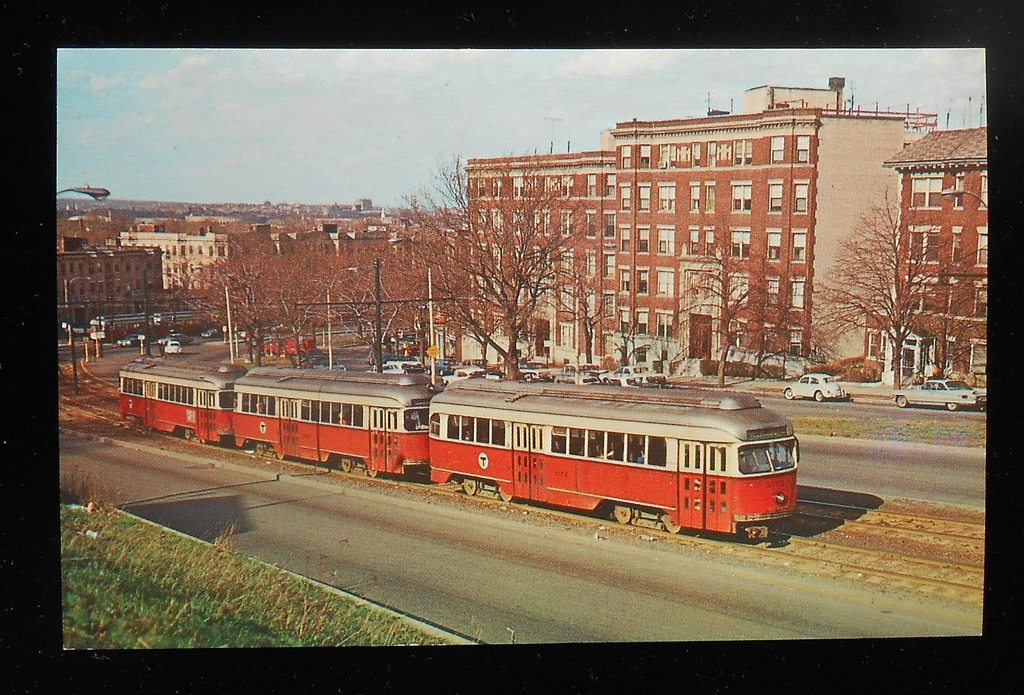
[878,127,987,384]
[465,79,932,373]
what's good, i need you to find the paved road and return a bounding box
[60,433,981,643]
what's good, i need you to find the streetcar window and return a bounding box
[404,408,429,431]
[447,414,460,439]
[461,415,474,441]
[551,427,568,454]
[218,391,235,410]
[648,436,666,467]
[324,402,340,425]
[341,403,363,427]
[430,413,440,436]
[301,400,317,422]
[626,434,645,464]
[475,417,490,443]
[606,432,625,461]
[737,441,796,474]
[586,430,604,459]
[569,428,585,457]
[491,420,506,446]
[738,446,771,474]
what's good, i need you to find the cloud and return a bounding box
[556,50,675,78]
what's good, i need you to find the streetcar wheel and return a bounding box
[183,428,195,442]
[783,388,794,400]
[946,402,959,412]
[613,505,633,525]
[462,478,478,496]
[895,395,908,408]
[498,487,513,503]
[814,390,824,402]
[366,465,379,479]
[661,513,682,534]
[339,458,354,473]
[254,442,267,456]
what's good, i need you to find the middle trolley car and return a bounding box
[232,368,438,476]
[428,380,798,538]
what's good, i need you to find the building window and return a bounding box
[971,342,987,374]
[563,176,573,197]
[911,176,944,208]
[659,144,673,167]
[585,212,597,238]
[734,139,753,165]
[730,229,750,258]
[657,269,675,296]
[637,269,650,295]
[867,330,882,359]
[636,310,649,335]
[767,276,780,304]
[586,250,597,277]
[792,231,807,262]
[587,174,598,197]
[658,227,674,255]
[705,182,716,212]
[639,145,651,168]
[980,173,988,207]
[704,227,716,256]
[688,227,701,256]
[620,185,631,211]
[952,173,965,209]
[606,174,617,197]
[656,312,673,338]
[604,253,615,279]
[771,136,785,163]
[620,227,631,253]
[620,309,631,334]
[639,185,651,211]
[952,226,963,263]
[693,142,702,167]
[658,185,676,212]
[794,182,810,213]
[729,272,749,302]
[796,135,810,163]
[789,329,803,356]
[621,145,632,169]
[619,269,631,293]
[977,227,988,265]
[604,213,616,238]
[767,230,782,260]
[769,182,783,212]
[791,278,805,308]
[707,141,717,167]
[731,183,752,212]
[690,183,701,212]
[638,227,650,254]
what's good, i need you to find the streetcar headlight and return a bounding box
[774,492,787,505]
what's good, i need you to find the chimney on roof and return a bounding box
[828,76,846,111]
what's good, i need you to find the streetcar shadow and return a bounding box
[768,485,886,543]
[128,494,251,543]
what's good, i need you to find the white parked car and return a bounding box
[783,373,850,402]
[443,365,502,384]
[893,379,986,411]
[601,365,667,387]
[163,340,183,354]
[383,359,426,374]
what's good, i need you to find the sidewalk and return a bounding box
[666,375,896,405]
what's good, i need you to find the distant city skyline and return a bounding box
[57,48,987,206]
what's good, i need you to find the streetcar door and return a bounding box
[512,423,535,501]
[705,445,729,533]
[280,399,301,458]
[528,425,546,503]
[678,441,705,529]
[368,407,395,475]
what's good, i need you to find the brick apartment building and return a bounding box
[116,223,230,291]
[465,79,928,372]
[876,126,988,384]
[57,236,163,327]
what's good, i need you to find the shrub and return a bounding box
[808,356,881,382]
[699,359,786,380]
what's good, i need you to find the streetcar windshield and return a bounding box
[738,440,796,474]
[218,391,235,409]
[404,408,429,431]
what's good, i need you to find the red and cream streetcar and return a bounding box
[428,380,798,539]
[119,358,247,444]
[231,368,437,476]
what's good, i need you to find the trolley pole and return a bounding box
[63,322,80,394]
[373,258,383,373]
[428,268,436,386]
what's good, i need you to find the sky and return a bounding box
[57,48,987,207]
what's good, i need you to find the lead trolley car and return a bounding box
[429,381,798,539]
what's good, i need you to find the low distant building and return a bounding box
[58,237,163,326]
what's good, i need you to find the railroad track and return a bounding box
[60,367,986,605]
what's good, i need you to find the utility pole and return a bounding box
[373,258,383,373]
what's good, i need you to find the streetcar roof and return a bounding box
[234,367,439,406]
[432,380,792,441]
[119,357,247,389]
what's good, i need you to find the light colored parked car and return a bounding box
[163,340,183,354]
[552,364,601,384]
[783,373,850,402]
[601,365,667,387]
[444,365,501,384]
[893,379,986,411]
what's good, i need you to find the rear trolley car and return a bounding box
[429,380,798,539]
[119,358,247,444]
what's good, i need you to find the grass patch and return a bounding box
[791,415,986,448]
[61,505,451,648]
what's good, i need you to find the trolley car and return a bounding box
[119,358,247,444]
[428,381,798,539]
[231,368,438,476]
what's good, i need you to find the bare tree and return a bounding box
[409,157,585,379]
[553,247,614,365]
[818,194,937,388]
